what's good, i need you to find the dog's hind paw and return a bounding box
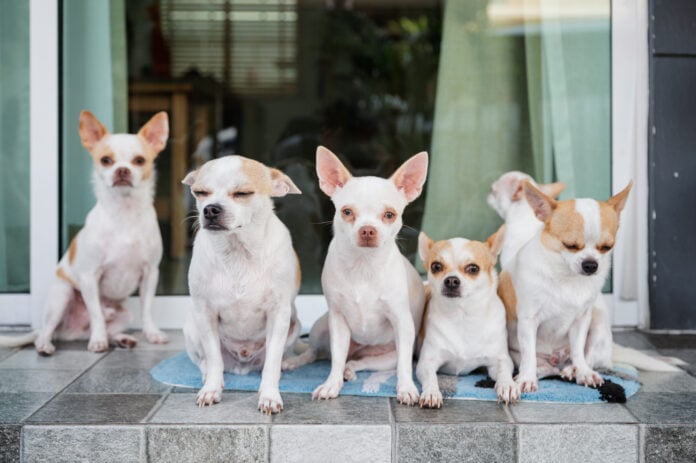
[35,338,56,356]
[113,333,137,349]
[144,329,169,344]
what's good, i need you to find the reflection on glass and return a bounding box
[0,1,30,293]
[125,0,444,294]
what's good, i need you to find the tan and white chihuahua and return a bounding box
[416,229,520,407]
[499,181,633,392]
[283,146,427,405]
[182,155,302,413]
[0,111,170,354]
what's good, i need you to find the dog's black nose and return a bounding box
[581,259,599,275]
[203,204,223,220]
[444,276,461,289]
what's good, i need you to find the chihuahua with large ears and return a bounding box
[499,181,632,392]
[283,146,427,405]
[182,155,302,413]
[416,228,520,407]
[0,111,170,354]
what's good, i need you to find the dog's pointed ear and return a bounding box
[391,151,429,203]
[541,181,566,199]
[316,146,352,197]
[270,168,302,197]
[524,181,556,222]
[182,170,197,186]
[418,231,434,265]
[79,110,109,151]
[486,225,506,257]
[606,180,632,213]
[138,112,169,154]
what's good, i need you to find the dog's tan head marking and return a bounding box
[419,228,503,299]
[182,155,300,233]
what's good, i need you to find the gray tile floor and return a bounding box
[0,329,694,462]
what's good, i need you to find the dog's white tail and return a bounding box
[0,331,37,348]
[612,343,685,372]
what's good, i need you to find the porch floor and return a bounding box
[1,329,695,462]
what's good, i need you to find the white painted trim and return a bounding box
[29,0,59,329]
[125,294,328,335]
[0,296,32,326]
[610,0,649,328]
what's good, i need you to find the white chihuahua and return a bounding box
[284,146,427,405]
[416,229,520,407]
[0,111,170,354]
[499,181,633,392]
[182,155,302,413]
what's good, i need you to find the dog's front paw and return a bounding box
[515,375,538,393]
[258,388,283,415]
[34,337,55,356]
[419,386,443,409]
[495,379,520,405]
[143,329,169,345]
[312,379,343,400]
[397,382,420,406]
[196,385,222,407]
[87,335,109,353]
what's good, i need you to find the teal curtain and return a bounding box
[421,0,610,245]
[0,0,30,292]
[62,0,128,250]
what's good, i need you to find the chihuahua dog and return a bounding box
[283,146,427,405]
[416,229,519,407]
[499,181,633,392]
[0,111,170,354]
[491,173,683,375]
[182,155,302,413]
[487,171,565,270]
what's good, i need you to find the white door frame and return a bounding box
[3,0,648,332]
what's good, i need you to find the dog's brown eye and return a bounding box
[342,208,353,216]
[564,242,581,252]
[100,156,113,166]
[384,211,395,220]
[430,262,443,274]
[465,264,480,275]
[193,190,210,197]
[598,244,613,253]
[233,191,254,198]
[132,155,146,166]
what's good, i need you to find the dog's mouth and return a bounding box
[203,222,228,231]
[112,179,133,187]
[441,289,461,298]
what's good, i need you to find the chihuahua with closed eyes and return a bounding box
[499,181,634,392]
[416,229,519,407]
[182,155,302,413]
[283,146,427,405]
[0,111,170,354]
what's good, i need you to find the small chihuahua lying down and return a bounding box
[416,229,520,407]
[284,146,427,405]
[182,155,302,413]
[0,111,170,354]
[499,181,633,392]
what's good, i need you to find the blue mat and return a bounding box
[151,352,640,403]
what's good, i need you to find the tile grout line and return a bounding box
[638,423,645,463]
[389,399,396,463]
